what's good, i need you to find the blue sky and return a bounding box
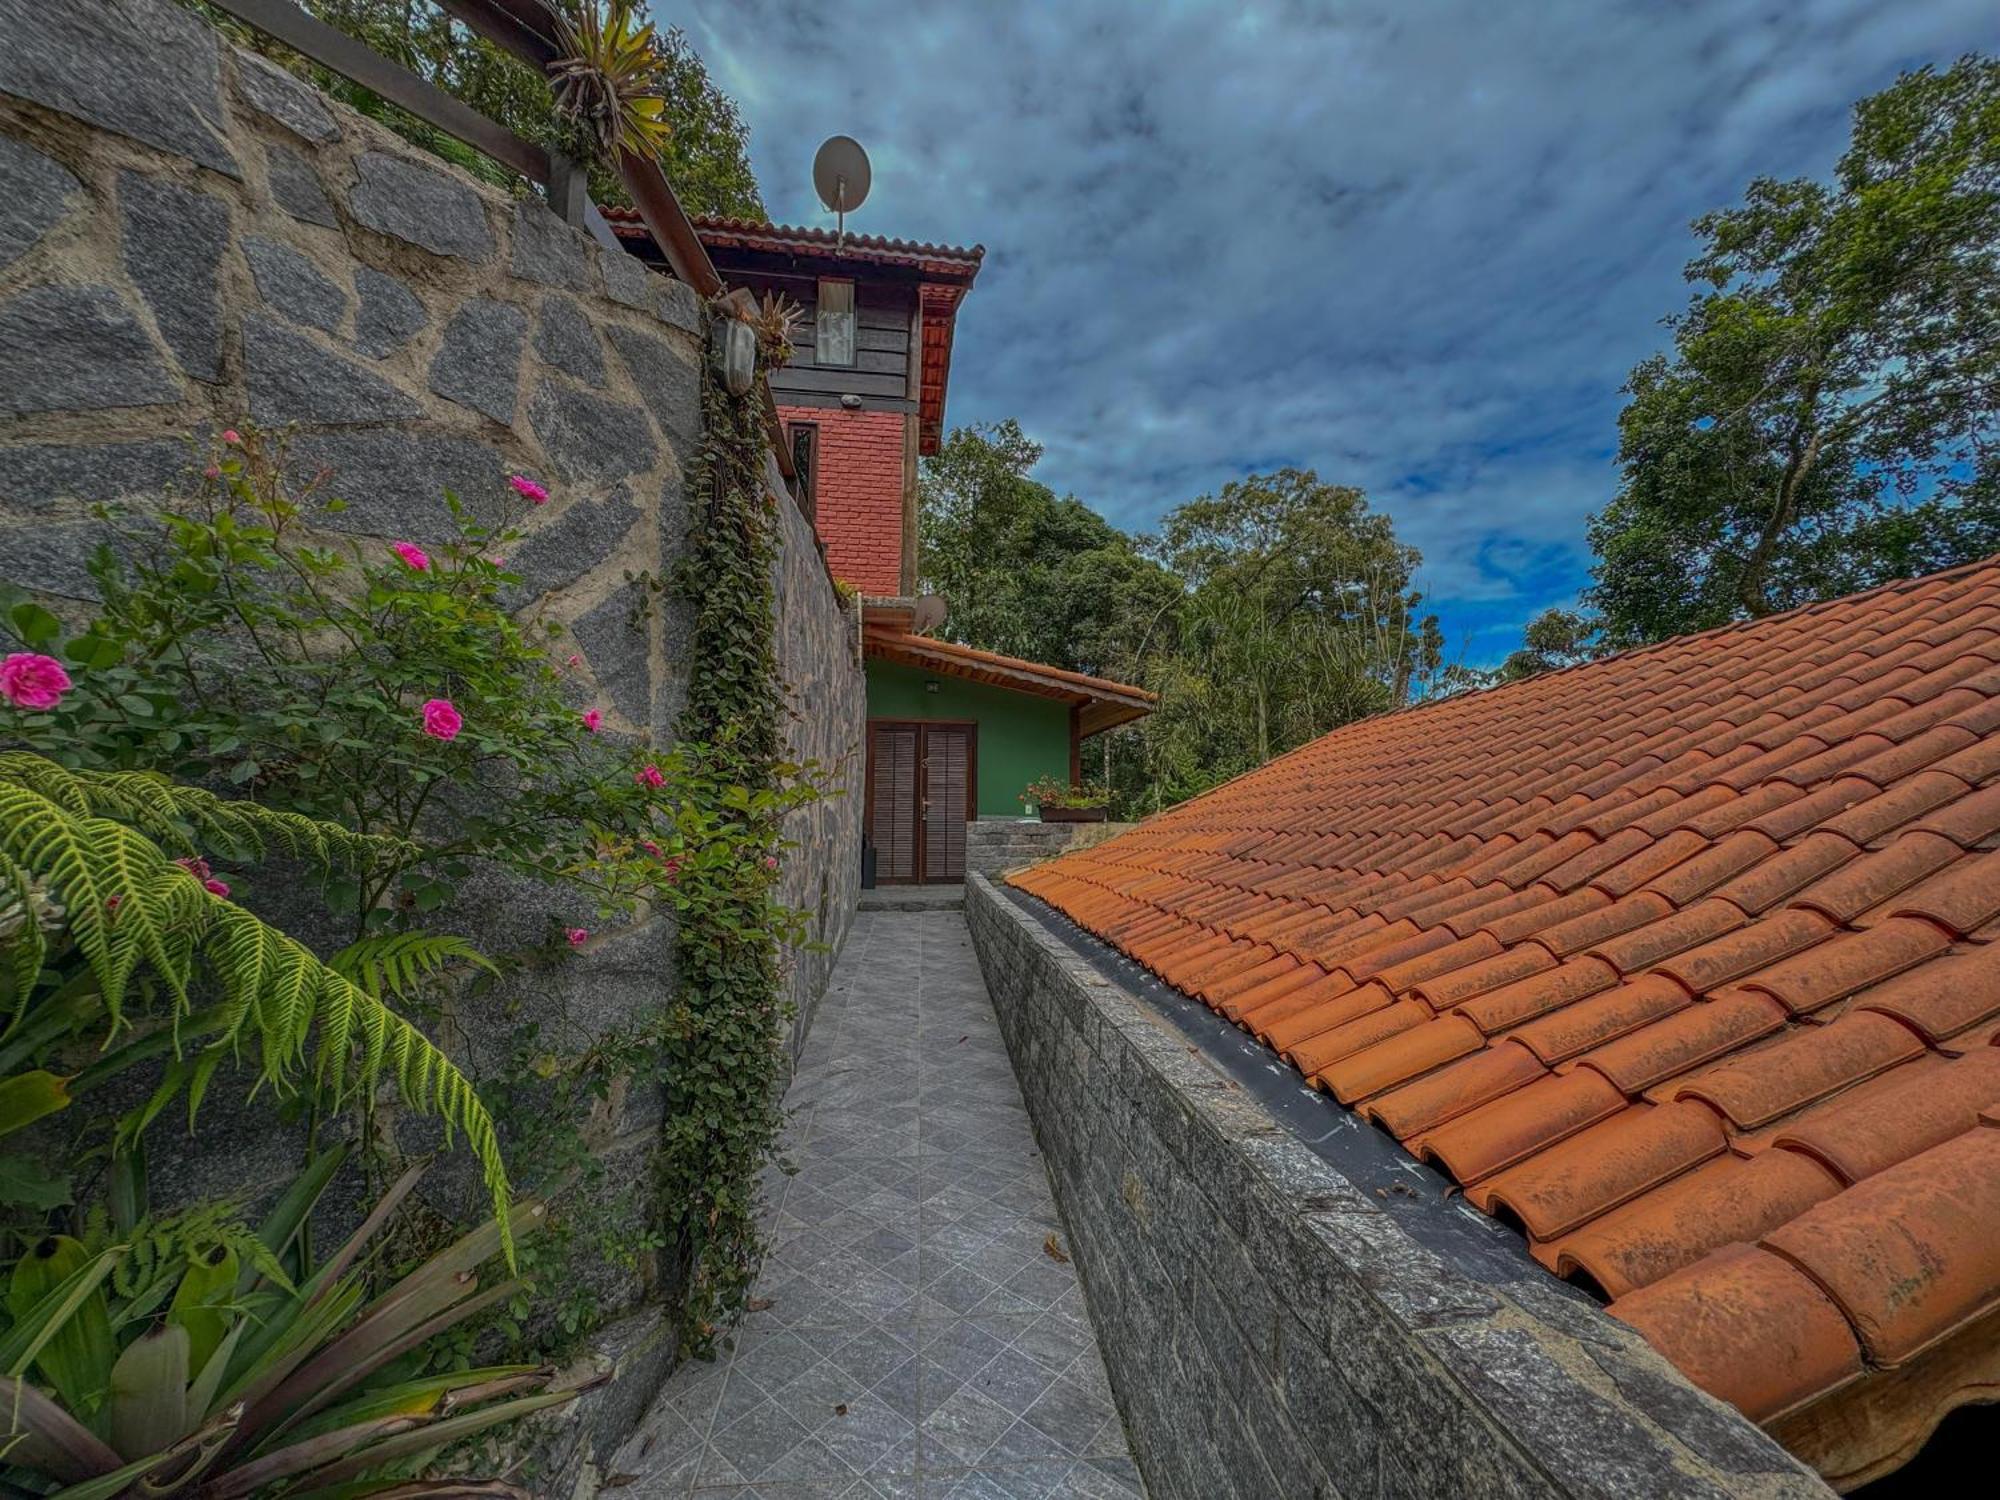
[683,0,1997,667]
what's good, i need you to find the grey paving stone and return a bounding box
[244,312,420,426]
[0,137,84,270]
[233,49,339,143]
[0,0,238,174]
[348,150,492,260]
[0,283,177,415]
[266,142,338,227]
[617,909,1144,1493]
[352,268,428,358]
[429,295,527,424]
[243,234,347,333]
[119,172,227,381]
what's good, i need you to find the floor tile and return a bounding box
[620,909,1146,1496]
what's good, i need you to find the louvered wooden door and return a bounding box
[867,721,976,883]
[922,726,971,882]
[869,724,919,882]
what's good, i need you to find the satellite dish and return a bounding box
[812,135,871,243]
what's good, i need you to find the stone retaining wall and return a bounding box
[966,875,1830,1500]
[0,3,860,1489]
[966,816,1081,876]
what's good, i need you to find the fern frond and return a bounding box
[328,932,496,1001]
[0,756,512,1254]
[0,754,413,873]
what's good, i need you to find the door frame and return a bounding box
[865,718,978,884]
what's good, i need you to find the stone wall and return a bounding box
[0,2,860,1489]
[966,816,1084,877]
[966,876,1832,1500]
[773,481,864,1056]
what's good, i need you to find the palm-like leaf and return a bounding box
[0,1164,576,1498]
[548,1,674,163]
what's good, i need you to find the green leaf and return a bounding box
[0,1068,71,1136]
[0,1150,73,1211]
[63,636,123,670]
[9,601,61,648]
[107,1324,188,1462]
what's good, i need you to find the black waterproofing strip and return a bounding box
[1003,885,1605,1303]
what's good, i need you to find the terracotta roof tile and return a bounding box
[1611,1244,1864,1421]
[1007,554,2000,1481]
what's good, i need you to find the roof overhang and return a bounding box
[863,627,1155,737]
[599,211,981,456]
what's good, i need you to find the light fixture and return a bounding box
[840,393,863,409]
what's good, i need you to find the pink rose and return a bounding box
[222,429,241,446]
[642,840,663,858]
[565,927,588,947]
[510,474,549,504]
[763,856,779,871]
[488,554,506,567]
[392,541,430,572]
[566,654,582,667]
[421,698,462,741]
[1,653,72,711]
[203,878,231,898]
[204,465,221,479]
[582,709,602,732]
[636,763,664,788]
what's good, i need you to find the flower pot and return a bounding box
[1038,805,1107,823]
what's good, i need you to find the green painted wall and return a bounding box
[866,660,1071,817]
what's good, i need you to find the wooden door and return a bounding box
[922,726,971,882]
[867,721,976,883]
[869,724,919,882]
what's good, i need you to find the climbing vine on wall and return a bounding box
[659,313,799,1349]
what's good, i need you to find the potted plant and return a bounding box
[1021,777,1112,823]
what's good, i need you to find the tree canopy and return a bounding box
[919,426,1441,815]
[1585,54,2000,647]
[204,0,764,217]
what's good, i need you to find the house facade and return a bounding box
[607,209,1155,883]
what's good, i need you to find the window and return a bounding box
[815,278,855,367]
[791,421,819,523]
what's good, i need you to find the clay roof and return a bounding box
[1009,555,2000,1489]
[599,209,985,276]
[864,627,1156,736]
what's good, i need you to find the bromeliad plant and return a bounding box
[548,1,673,165]
[0,753,511,1245]
[0,1146,580,1498]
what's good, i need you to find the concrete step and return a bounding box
[858,888,966,912]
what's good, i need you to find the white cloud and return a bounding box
[681,0,1996,651]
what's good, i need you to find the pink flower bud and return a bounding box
[565,927,588,947]
[582,709,602,732]
[222,429,241,445]
[392,541,430,572]
[636,763,664,788]
[509,474,549,504]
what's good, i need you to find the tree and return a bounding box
[200,1,764,216]
[921,431,1442,815]
[919,422,1181,678]
[1589,55,2000,645]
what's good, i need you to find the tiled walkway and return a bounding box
[608,908,1146,1499]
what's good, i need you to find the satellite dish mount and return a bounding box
[813,135,872,248]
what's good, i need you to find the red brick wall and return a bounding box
[783,405,906,595]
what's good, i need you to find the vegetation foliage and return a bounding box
[188,0,764,216]
[1575,54,2000,648]
[920,422,1442,815]
[0,1146,576,1498]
